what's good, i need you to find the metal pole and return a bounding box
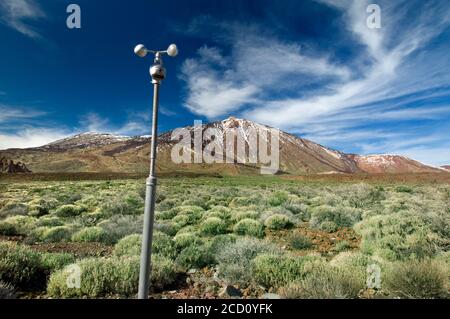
[138,82,160,299]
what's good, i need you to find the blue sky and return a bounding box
[0,0,450,166]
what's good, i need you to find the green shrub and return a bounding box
[231,210,260,222]
[101,194,143,216]
[355,213,441,261]
[113,232,176,259]
[40,252,76,272]
[310,205,361,230]
[47,255,177,297]
[216,238,277,285]
[0,220,16,236]
[156,210,177,220]
[279,264,364,299]
[0,242,47,290]
[153,231,177,258]
[173,232,202,250]
[264,214,293,230]
[35,226,73,243]
[199,217,228,235]
[114,234,142,256]
[204,210,231,221]
[71,227,108,242]
[284,203,310,221]
[208,234,237,258]
[176,243,214,270]
[54,204,86,217]
[289,234,313,250]
[0,202,28,218]
[252,254,315,288]
[319,221,338,233]
[97,215,142,244]
[384,259,448,299]
[0,215,36,236]
[334,240,351,252]
[35,216,64,227]
[172,215,191,228]
[395,186,414,194]
[175,206,204,224]
[268,191,289,206]
[233,219,265,238]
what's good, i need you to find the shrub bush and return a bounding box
[268,191,289,206]
[35,216,64,227]
[355,213,441,261]
[383,259,448,299]
[97,214,143,244]
[284,203,310,221]
[71,227,108,243]
[199,217,228,236]
[208,234,237,258]
[40,252,75,272]
[0,216,36,236]
[54,204,87,217]
[175,243,214,270]
[264,214,293,230]
[251,254,316,288]
[310,205,361,230]
[289,233,313,250]
[230,210,260,222]
[173,232,203,250]
[0,242,48,290]
[216,238,277,285]
[114,234,142,256]
[395,186,414,194]
[278,264,364,299]
[319,221,338,233]
[334,240,351,252]
[101,194,143,216]
[0,202,28,218]
[33,226,73,243]
[47,254,177,297]
[233,219,265,238]
[113,232,176,259]
[27,197,59,217]
[229,196,261,208]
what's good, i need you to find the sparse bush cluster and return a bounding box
[1,178,449,299]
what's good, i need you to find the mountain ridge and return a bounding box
[0,117,445,175]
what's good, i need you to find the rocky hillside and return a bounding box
[0,117,444,175]
[348,154,443,174]
[0,157,31,173]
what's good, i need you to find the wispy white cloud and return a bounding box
[0,128,70,149]
[180,32,351,118]
[0,104,46,123]
[0,0,45,38]
[78,111,151,136]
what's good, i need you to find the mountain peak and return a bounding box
[42,132,131,150]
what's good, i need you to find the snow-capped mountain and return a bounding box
[348,154,442,174]
[43,132,132,150]
[0,117,445,174]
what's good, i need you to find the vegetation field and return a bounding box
[0,175,449,299]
